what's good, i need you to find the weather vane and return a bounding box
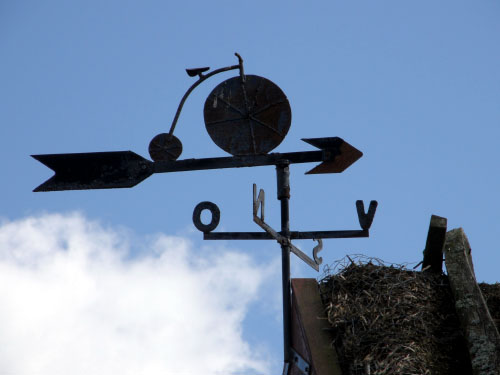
[32,53,377,375]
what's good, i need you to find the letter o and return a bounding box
[192,201,220,233]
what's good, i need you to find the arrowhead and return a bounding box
[301,137,344,150]
[302,137,363,174]
[32,151,153,191]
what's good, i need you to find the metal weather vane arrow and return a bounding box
[32,136,362,192]
[31,53,378,374]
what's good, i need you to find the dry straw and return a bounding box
[318,255,472,375]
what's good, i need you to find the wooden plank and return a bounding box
[290,278,342,375]
[422,214,447,273]
[444,228,500,375]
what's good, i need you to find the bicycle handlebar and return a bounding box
[167,53,245,136]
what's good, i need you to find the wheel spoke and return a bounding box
[165,149,179,157]
[250,99,285,117]
[217,96,246,116]
[248,120,257,153]
[249,115,283,136]
[251,78,264,110]
[206,117,245,126]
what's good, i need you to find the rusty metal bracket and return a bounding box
[282,362,290,375]
[290,348,311,375]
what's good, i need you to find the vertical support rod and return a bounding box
[276,161,291,368]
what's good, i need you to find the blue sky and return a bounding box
[1,1,500,374]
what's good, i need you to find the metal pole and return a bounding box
[276,161,291,368]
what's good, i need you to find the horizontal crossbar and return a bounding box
[203,229,368,240]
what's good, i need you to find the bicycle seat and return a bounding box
[186,67,210,77]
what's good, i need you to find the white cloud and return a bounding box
[0,213,271,375]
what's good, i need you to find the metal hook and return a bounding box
[313,238,323,266]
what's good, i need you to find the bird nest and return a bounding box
[318,255,472,375]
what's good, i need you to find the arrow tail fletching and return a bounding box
[32,151,153,191]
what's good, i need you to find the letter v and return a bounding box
[356,200,378,230]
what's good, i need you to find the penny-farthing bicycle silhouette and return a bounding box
[148,53,292,161]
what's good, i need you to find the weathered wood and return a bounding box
[422,214,447,273]
[290,279,342,375]
[444,228,500,375]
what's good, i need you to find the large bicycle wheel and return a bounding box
[203,75,291,156]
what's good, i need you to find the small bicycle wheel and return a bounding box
[148,133,183,161]
[203,75,291,156]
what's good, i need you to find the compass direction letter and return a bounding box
[313,239,323,266]
[253,183,265,221]
[356,200,378,230]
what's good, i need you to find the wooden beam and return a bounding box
[444,228,500,375]
[290,278,342,375]
[422,215,447,273]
